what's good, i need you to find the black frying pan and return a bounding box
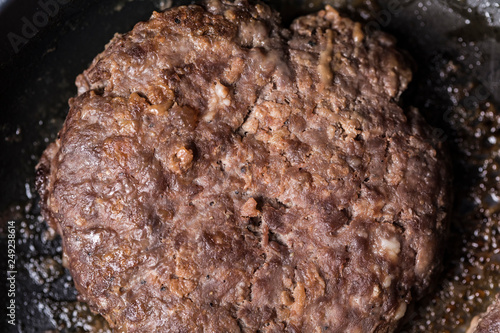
[0,0,499,332]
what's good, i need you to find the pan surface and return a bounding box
[0,0,499,332]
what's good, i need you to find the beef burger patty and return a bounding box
[36,0,450,331]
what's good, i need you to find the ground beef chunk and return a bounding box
[36,1,450,332]
[468,294,500,333]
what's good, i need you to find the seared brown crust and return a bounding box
[36,1,450,332]
[469,294,500,333]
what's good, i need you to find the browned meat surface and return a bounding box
[35,0,450,332]
[468,294,500,333]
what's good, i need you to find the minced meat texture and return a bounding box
[468,294,500,333]
[35,0,450,332]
